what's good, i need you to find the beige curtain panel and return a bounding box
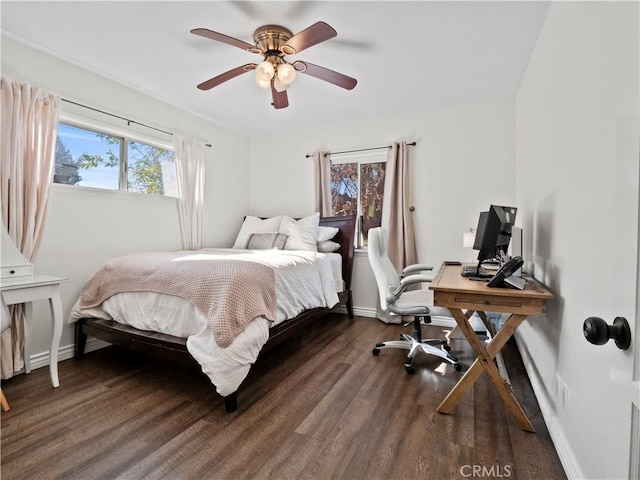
[0,78,60,378]
[381,141,417,272]
[312,151,332,217]
[375,141,418,323]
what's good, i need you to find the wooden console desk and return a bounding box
[429,263,553,432]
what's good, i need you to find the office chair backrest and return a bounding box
[368,227,401,311]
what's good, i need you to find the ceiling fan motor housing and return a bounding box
[253,25,294,56]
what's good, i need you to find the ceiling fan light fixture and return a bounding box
[255,76,271,89]
[256,60,275,81]
[277,62,296,85]
[273,76,289,92]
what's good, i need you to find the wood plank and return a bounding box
[1,314,566,480]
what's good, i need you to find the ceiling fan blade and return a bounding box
[293,61,357,90]
[197,64,257,90]
[191,28,260,53]
[281,21,337,55]
[270,80,289,109]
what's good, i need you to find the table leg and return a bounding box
[438,309,534,432]
[447,310,475,339]
[48,287,62,388]
[23,301,33,374]
[477,311,510,385]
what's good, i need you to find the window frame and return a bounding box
[330,150,388,248]
[56,111,176,196]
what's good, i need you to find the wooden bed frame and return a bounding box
[74,215,356,413]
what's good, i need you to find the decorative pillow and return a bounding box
[317,226,339,242]
[232,216,282,249]
[246,232,288,250]
[317,240,341,252]
[280,213,320,251]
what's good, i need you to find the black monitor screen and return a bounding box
[473,205,517,264]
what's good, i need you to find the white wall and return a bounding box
[515,2,639,479]
[1,36,251,358]
[248,101,516,313]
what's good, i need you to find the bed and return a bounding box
[71,215,355,413]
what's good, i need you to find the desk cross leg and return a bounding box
[437,309,535,432]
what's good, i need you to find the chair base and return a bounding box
[372,330,461,374]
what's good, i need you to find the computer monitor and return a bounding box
[473,205,518,267]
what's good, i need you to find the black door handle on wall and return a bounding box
[583,316,631,350]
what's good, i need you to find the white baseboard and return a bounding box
[514,332,583,480]
[429,317,457,328]
[333,305,457,329]
[332,305,377,318]
[26,338,110,371]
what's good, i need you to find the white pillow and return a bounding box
[317,226,339,242]
[280,213,320,251]
[317,240,341,252]
[232,216,282,248]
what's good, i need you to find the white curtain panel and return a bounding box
[174,134,205,250]
[0,78,60,378]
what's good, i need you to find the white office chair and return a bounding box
[1,297,11,411]
[368,227,461,373]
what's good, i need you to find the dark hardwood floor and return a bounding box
[1,314,566,480]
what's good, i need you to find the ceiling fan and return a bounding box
[191,21,357,109]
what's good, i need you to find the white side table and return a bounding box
[1,275,67,388]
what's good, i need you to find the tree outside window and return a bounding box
[331,159,386,246]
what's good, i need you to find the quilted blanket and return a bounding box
[79,251,277,347]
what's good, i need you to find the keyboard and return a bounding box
[461,265,493,278]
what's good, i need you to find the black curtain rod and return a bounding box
[61,98,212,147]
[305,141,416,158]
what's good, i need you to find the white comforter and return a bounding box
[69,248,342,396]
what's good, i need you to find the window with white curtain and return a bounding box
[330,151,387,247]
[54,121,176,196]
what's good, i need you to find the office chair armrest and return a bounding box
[401,264,434,277]
[399,273,434,287]
[386,274,434,304]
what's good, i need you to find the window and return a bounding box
[54,122,176,196]
[331,155,386,247]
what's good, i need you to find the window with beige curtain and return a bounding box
[313,141,416,269]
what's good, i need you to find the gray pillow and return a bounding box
[246,232,288,250]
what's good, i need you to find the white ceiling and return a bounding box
[1,1,550,137]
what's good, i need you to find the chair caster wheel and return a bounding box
[372,348,380,356]
[404,356,415,374]
[453,363,462,372]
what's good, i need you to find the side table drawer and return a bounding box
[1,265,33,280]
